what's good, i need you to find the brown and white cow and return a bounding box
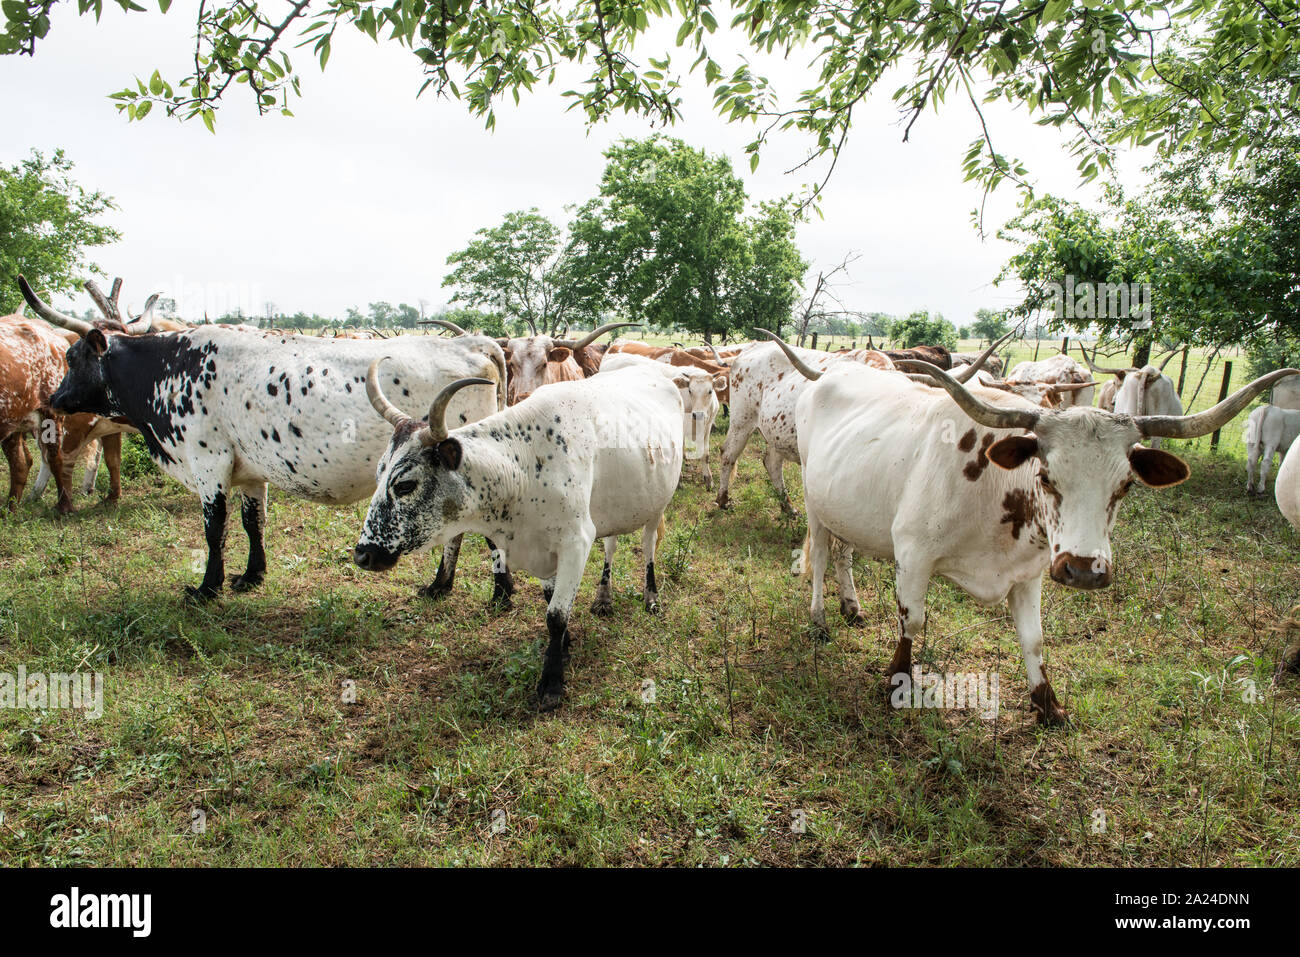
[431,320,636,404]
[1003,351,1096,409]
[606,340,734,406]
[0,310,84,512]
[772,330,1296,724]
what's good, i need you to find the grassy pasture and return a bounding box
[1,345,1298,866]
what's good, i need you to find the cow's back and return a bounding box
[154,328,503,503]
[0,316,68,433]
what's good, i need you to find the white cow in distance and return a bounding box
[1245,404,1300,495]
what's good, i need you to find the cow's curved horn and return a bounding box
[909,361,1042,431]
[1136,369,1300,438]
[554,322,642,351]
[420,377,495,447]
[426,318,467,336]
[1046,380,1098,393]
[18,275,94,336]
[1078,342,1131,376]
[366,358,414,430]
[951,330,1015,383]
[756,329,823,380]
[124,293,159,334]
[703,341,722,362]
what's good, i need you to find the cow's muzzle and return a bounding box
[353,543,400,572]
[1050,553,1112,590]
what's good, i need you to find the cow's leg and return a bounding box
[537,537,591,711]
[590,535,617,616]
[642,515,664,613]
[187,487,229,603]
[714,405,756,508]
[1258,443,1277,495]
[886,555,932,698]
[420,533,462,599]
[37,415,73,515]
[3,433,30,510]
[486,537,514,610]
[101,433,122,503]
[1246,440,1260,494]
[807,509,832,642]
[763,445,796,515]
[833,539,865,626]
[230,483,267,592]
[23,447,49,503]
[1008,576,1066,726]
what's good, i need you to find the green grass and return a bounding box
[1,409,1298,866]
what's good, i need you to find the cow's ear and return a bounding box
[713,375,728,394]
[672,374,691,390]
[434,438,463,471]
[986,434,1038,470]
[87,329,109,356]
[1129,445,1188,488]
[548,346,572,363]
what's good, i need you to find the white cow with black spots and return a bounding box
[20,276,508,604]
[354,361,683,710]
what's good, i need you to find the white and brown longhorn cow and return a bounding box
[354,361,683,710]
[1004,351,1096,409]
[20,275,509,604]
[766,332,1296,724]
[430,319,637,403]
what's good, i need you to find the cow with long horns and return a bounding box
[427,319,638,403]
[766,330,1297,724]
[19,275,510,603]
[353,361,684,710]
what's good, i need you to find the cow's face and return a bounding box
[984,410,1188,589]
[1112,367,1161,417]
[673,370,724,458]
[51,330,115,416]
[503,336,567,404]
[353,429,466,571]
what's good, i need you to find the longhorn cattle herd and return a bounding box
[4,275,1299,719]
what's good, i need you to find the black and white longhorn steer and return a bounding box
[354,361,684,710]
[19,276,510,603]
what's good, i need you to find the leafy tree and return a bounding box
[0,149,119,313]
[444,209,592,335]
[891,310,957,350]
[567,135,803,342]
[11,3,1297,204]
[970,307,1009,341]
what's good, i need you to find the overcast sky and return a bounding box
[1,3,1145,325]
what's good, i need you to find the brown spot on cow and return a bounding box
[1000,489,1037,540]
[962,433,995,481]
[957,428,977,453]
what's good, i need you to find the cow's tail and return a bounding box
[791,530,849,580]
[655,514,667,561]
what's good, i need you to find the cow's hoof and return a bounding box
[184,585,220,605]
[840,599,867,626]
[715,492,731,510]
[418,580,453,601]
[1035,704,1069,727]
[809,621,831,644]
[229,573,264,593]
[489,591,513,613]
[644,597,660,615]
[536,682,564,712]
[590,597,613,616]
[55,502,74,516]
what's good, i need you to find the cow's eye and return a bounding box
[393,479,418,498]
[1038,473,1054,491]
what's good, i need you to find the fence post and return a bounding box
[810,332,818,350]
[1176,344,1190,398]
[1210,361,1233,450]
[1061,336,1070,355]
